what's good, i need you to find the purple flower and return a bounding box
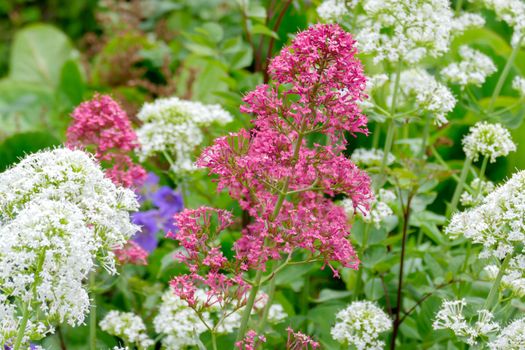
[137,172,160,203]
[152,186,184,212]
[132,210,160,252]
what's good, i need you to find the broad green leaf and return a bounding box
[10,24,76,87]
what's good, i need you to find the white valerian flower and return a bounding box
[351,148,395,168]
[462,122,516,163]
[450,12,486,34]
[267,304,287,324]
[512,76,525,96]
[331,301,391,350]
[154,290,210,350]
[446,171,525,260]
[359,189,396,228]
[136,97,233,174]
[317,0,356,22]
[484,254,525,297]
[460,178,495,207]
[441,46,497,87]
[489,317,525,349]
[0,148,139,347]
[398,68,456,126]
[480,0,525,48]
[354,0,454,64]
[99,311,154,349]
[433,299,499,345]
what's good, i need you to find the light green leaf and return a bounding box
[10,24,76,87]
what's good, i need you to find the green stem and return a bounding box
[236,268,263,342]
[419,115,431,160]
[211,332,218,350]
[13,303,30,350]
[258,274,277,332]
[483,254,512,310]
[354,224,371,299]
[448,157,472,216]
[487,35,523,112]
[455,0,463,14]
[89,272,97,350]
[379,62,402,184]
[372,123,381,149]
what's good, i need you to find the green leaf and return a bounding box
[313,289,353,303]
[0,131,61,171]
[251,24,279,39]
[9,24,76,87]
[364,277,383,300]
[58,59,85,106]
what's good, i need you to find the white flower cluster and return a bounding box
[317,0,355,22]
[485,254,525,297]
[433,299,499,345]
[331,301,391,350]
[450,12,486,33]
[154,290,209,350]
[441,46,497,87]
[351,148,395,168]
[460,178,495,207]
[0,149,138,346]
[462,121,516,163]
[480,0,525,48]
[399,69,456,126]
[153,289,286,349]
[489,317,525,349]
[136,97,233,174]
[359,189,396,228]
[355,0,454,64]
[512,76,525,97]
[446,170,525,260]
[99,311,154,349]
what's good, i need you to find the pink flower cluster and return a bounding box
[235,330,266,350]
[286,328,320,350]
[168,207,249,308]
[66,94,146,187]
[114,241,149,265]
[198,24,371,273]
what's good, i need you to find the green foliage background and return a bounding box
[1,1,525,349]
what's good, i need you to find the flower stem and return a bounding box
[488,36,523,113]
[211,332,218,350]
[448,157,472,216]
[236,268,263,342]
[483,254,512,310]
[13,302,29,350]
[390,193,413,350]
[258,273,277,332]
[89,272,97,350]
[354,223,370,299]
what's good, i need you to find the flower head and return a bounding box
[0,148,138,346]
[446,170,525,260]
[331,301,391,350]
[67,94,146,187]
[489,317,525,349]
[355,0,454,64]
[433,299,499,345]
[441,46,497,87]
[136,97,233,174]
[99,311,153,350]
[462,122,516,162]
[512,76,525,96]
[398,68,456,126]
